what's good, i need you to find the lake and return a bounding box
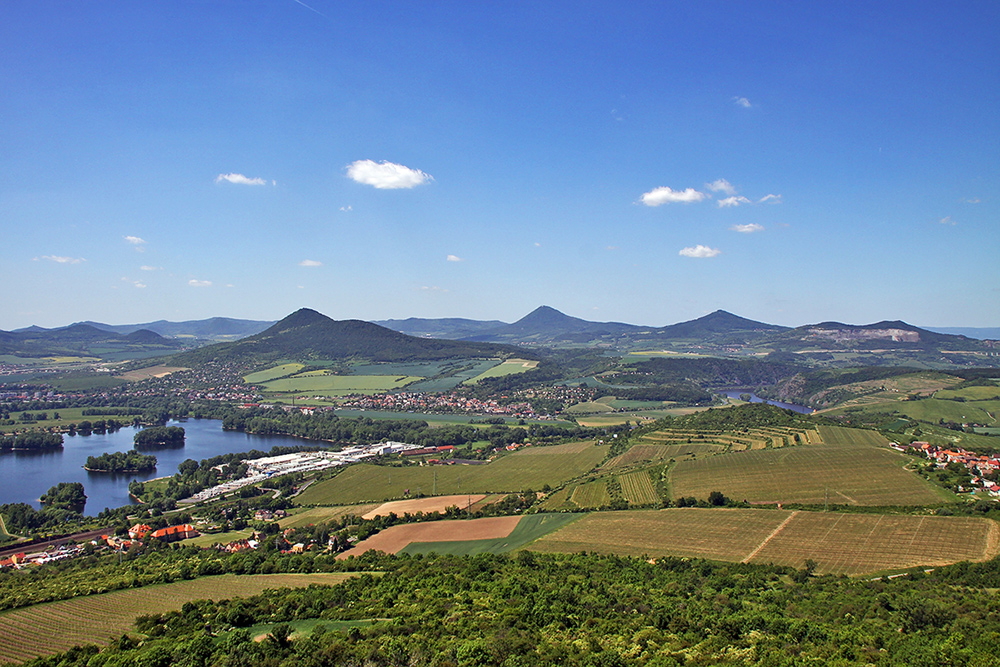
[0,419,314,514]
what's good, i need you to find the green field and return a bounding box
[528,508,999,576]
[296,440,606,505]
[668,425,951,506]
[570,479,611,508]
[243,363,306,383]
[464,358,538,384]
[278,504,382,529]
[0,573,357,664]
[935,384,1000,401]
[263,374,424,394]
[888,398,999,425]
[400,513,581,556]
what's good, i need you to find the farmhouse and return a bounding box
[128,523,152,539]
[149,524,198,542]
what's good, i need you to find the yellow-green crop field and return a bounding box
[0,573,357,664]
[296,440,606,505]
[528,508,999,576]
[668,425,951,506]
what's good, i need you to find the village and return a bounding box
[894,440,1000,497]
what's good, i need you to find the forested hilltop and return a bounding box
[12,550,1000,667]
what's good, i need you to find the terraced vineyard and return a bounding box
[618,469,659,505]
[570,480,611,507]
[0,573,357,664]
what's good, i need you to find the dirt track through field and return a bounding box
[742,511,798,563]
[339,516,521,558]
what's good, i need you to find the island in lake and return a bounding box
[84,450,157,473]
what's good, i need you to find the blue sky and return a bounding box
[2,1,997,330]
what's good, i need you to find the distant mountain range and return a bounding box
[0,323,184,361]
[3,307,997,367]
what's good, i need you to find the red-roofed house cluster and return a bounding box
[902,441,1000,497]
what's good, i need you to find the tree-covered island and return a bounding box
[133,425,185,448]
[84,450,157,473]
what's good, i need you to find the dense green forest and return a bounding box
[17,550,1000,667]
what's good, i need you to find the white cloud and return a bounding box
[679,245,721,258]
[640,186,707,206]
[966,198,981,204]
[339,205,352,211]
[124,235,146,245]
[346,159,433,189]
[731,223,765,233]
[188,279,212,287]
[718,196,752,208]
[758,194,782,204]
[939,216,957,226]
[446,255,463,262]
[41,255,85,264]
[133,282,146,289]
[140,265,161,271]
[421,285,448,292]
[733,96,752,108]
[216,173,267,186]
[706,179,737,195]
[299,259,322,267]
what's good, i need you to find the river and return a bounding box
[0,419,313,514]
[720,391,815,414]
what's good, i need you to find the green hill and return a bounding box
[169,308,534,365]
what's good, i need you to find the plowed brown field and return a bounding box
[339,516,521,558]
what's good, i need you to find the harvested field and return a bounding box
[528,508,999,576]
[361,494,486,519]
[339,516,521,558]
[531,508,790,563]
[297,441,605,505]
[747,512,1000,575]
[0,573,356,664]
